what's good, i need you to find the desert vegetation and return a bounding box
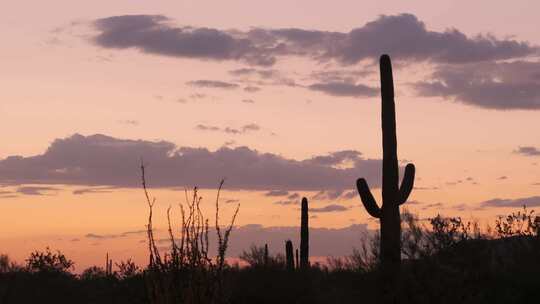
[1,206,539,303]
[1,55,539,303]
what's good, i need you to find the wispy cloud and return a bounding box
[308,82,378,97]
[310,204,349,213]
[0,190,17,199]
[195,124,220,131]
[118,120,139,126]
[273,200,299,206]
[85,229,147,239]
[243,86,261,93]
[16,186,59,196]
[187,80,239,89]
[311,190,355,200]
[72,186,116,195]
[480,196,540,208]
[195,123,261,135]
[515,146,540,156]
[264,190,289,197]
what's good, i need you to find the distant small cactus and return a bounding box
[300,197,309,270]
[264,243,269,266]
[105,252,113,276]
[285,240,294,271]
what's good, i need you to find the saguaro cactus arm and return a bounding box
[398,163,416,205]
[356,178,381,218]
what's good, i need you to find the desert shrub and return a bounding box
[141,163,239,304]
[401,210,428,259]
[400,209,485,260]
[80,266,108,280]
[495,206,540,237]
[26,247,74,274]
[239,244,266,267]
[426,214,473,251]
[116,259,140,279]
[0,254,10,273]
[239,244,285,269]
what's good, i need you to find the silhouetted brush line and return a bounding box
[2,207,540,304]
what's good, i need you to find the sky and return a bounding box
[1,0,540,271]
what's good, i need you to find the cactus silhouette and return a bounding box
[285,240,294,271]
[105,252,113,276]
[300,197,309,270]
[356,54,415,276]
[264,243,269,267]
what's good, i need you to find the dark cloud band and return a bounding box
[93,14,535,67]
[0,134,390,190]
[414,61,540,110]
[480,196,540,208]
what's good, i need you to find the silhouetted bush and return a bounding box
[239,244,285,269]
[495,206,540,237]
[116,258,141,279]
[80,266,107,280]
[0,254,11,273]
[26,247,74,274]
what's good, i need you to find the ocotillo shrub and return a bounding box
[141,163,240,304]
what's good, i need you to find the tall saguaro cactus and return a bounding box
[300,197,309,269]
[356,54,415,276]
